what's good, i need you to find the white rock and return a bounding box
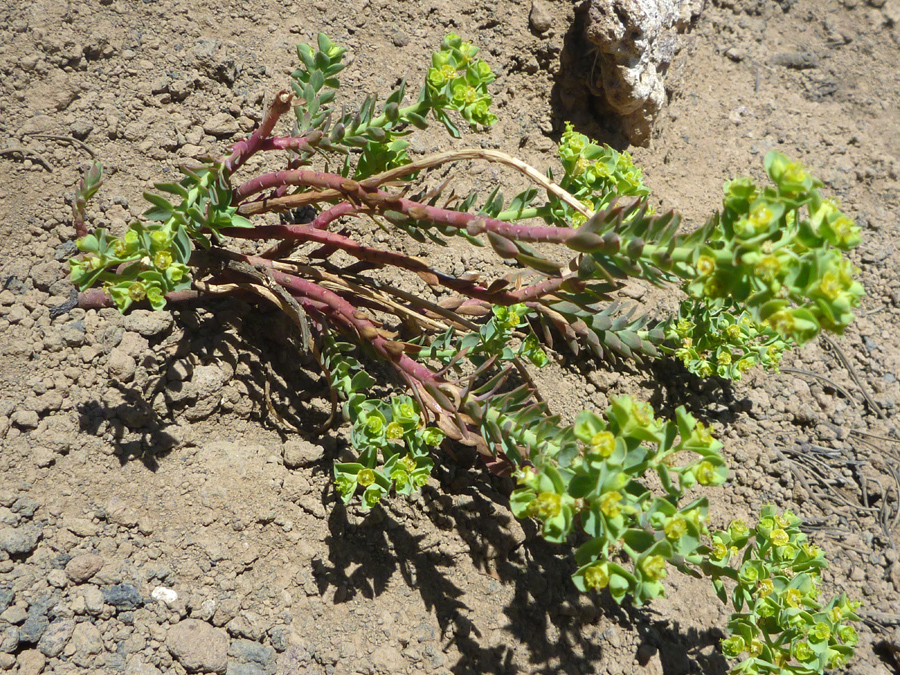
[584,0,704,144]
[151,586,178,607]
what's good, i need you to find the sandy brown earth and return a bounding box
[1,0,899,674]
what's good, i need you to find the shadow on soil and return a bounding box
[72,297,734,673]
[74,297,327,469]
[312,445,731,675]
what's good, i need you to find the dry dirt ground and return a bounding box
[1,0,899,674]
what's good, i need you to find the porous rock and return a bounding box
[530,0,554,33]
[167,619,229,674]
[18,613,48,644]
[229,638,276,670]
[70,621,103,654]
[107,347,136,383]
[123,309,172,337]
[203,112,239,137]
[102,583,142,609]
[583,0,703,144]
[0,625,18,653]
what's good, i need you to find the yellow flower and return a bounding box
[128,282,146,302]
[153,251,173,270]
[711,542,727,561]
[818,271,843,300]
[589,431,616,458]
[811,622,830,642]
[728,519,749,539]
[599,491,622,518]
[572,156,588,177]
[696,255,716,276]
[695,461,719,485]
[838,625,858,646]
[783,162,809,186]
[664,515,687,541]
[754,254,781,282]
[583,563,610,590]
[748,202,774,230]
[784,588,802,608]
[696,422,715,445]
[721,636,744,657]
[527,492,562,519]
[357,469,376,487]
[766,309,795,335]
[793,640,812,661]
[632,402,654,427]
[770,528,789,547]
[757,579,774,598]
[641,554,667,580]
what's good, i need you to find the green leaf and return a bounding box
[229,215,254,229]
[143,193,174,220]
[406,111,429,130]
[154,182,190,199]
[309,68,325,93]
[317,33,334,55]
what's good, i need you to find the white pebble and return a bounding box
[151,586,178,607]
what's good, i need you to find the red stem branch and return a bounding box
[224,91,294,174]
[233,167,580,247]
[220,224,575,305]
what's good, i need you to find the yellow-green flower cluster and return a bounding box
[335,394,441,508]
[70,158,255,313]
[70,221,191,312]
[685,152,864,346]
[706,505,861,675]
[509,396,726,605]
[552,122,650,226]
[666,300,789,380]
[425,33,497,127]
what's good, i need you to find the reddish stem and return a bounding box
[224,91,294,174]
[309,201,357,230]
[228,253,453,408]
[233,167,579,247]
[256,134,323,155]
[220,223,573,305]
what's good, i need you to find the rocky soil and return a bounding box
[1,0,899,674]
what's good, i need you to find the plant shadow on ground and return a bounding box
[646,358,742,426]
[74,297,329,469]
[72,296,734,673]
[312,442,731,674]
